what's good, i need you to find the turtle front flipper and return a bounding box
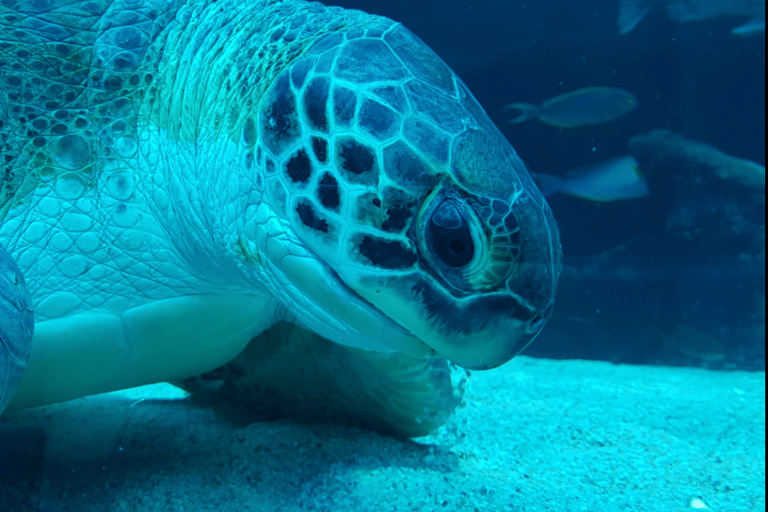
[0,243,34,415]
[182,322,467,438]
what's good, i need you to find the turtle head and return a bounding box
[256,22,561,370]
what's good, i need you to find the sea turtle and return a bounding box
[0,0,561,436]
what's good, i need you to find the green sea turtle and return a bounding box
[0,0,561,436]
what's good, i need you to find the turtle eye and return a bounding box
[426,200,475,268]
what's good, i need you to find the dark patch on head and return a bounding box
[356,235,417,269]
[296,201,329,233]
[311,136,327,163]
[303,77,330,132]
[372,198,381,207]
[318,172,340,210]
[333,86,356,127]
[379,187,417,233]
[334,39,409,83]
[336,138,377,185]
[359,99,399,140]
[286,148,312,184]
[260,72,301,156]
[382,140,434,189]
[382,204,411,232]
[290,57,315,90]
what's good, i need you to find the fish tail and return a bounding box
[531,173,567,197]
[504,102,541,124]
[617,0,655,35]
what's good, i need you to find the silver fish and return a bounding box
[505,87,638,128]
[533,155,650,202]
[618,0,766,36]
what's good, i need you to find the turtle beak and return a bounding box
[417,296,556,370]
[349,273,555,370]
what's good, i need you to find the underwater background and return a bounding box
[328,0,766,372]
[1,0,765,511]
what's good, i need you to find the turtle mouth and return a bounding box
[308,259,436,359]
[330,265,434,350]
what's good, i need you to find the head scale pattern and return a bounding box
[254,20,562,370]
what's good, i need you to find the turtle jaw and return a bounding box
[336,269,556,370]
[278,252,437,359]
[417,299,554,371]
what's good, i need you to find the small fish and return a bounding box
[504,87,638,128]
[618,0,766,37]
[533,155,649,202]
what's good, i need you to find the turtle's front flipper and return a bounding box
[181,322,467,438]
[0,244,34,414]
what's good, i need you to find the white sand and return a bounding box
[0,357,764,512]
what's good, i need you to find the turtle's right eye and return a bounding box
[426,200,474,268]
[416,186,494,294]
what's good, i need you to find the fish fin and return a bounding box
[618,0,655,34]
[531,172,567,197]
[732,17,765,37]
[504,102,541,124]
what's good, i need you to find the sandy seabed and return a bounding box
[0,357,764,512]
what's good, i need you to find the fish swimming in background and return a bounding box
[533,155,650,202]
[618,0,766,36]
[504,87,638,128]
